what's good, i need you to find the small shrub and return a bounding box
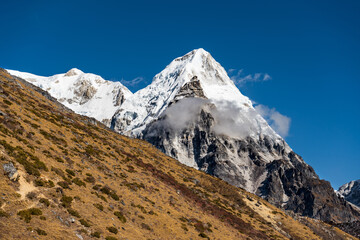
[148,210,157,215]
[67,208,81,218]
[84,175,96,183]
[35,228,47,236]
[114,211,126,223]
[93,203,104,211]
[85,145,99,156]
[0,210,9,218]
[58,181,70,189]
[198,232,209,239]
[105,236,117,240]
[179,217,188,222]
[47,180,55,187]
[72,177,86,187]
[17,208,42,223]
[107,226,118,234]
[109,192,119,201]
[54,156,64,163]
[65,169,75,176]
[141,223,152,231]
[181,224,188,231]
[100,186,119,200]
[40,216,46,220]
[26,191,37,200]
[100,186,111,195]
[79,219,91,227]
[127,165,136,173]
[35,179,54,187]
[3,99,12,105]
[39,198,50,207]
[61,195,73,208]
[91,232,101,238]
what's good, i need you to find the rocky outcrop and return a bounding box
[3,162,18,180]
[332,221,360,238]
[171,76,206,103]
[74,79,97,105]
[143,97,360,223]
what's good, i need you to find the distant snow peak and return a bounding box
[7,68,132,126]
[65,68,84,77]
[338,180,360,207]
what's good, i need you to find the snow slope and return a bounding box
[7,68,132,125]
[112,48,284,142]
[338,180,360,207]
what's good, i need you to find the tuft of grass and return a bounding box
[105,236,117,240]
[17,208,42,223]
[93,203,104,211]
[91,232,101,238]
[35,228,47,236]
[26,191,37,200]
[199,232,209,239]
[100,186,119,200]
[107,226,118,234]
[66,169,75,177]
[67,208,81,218]
[34,179,54,188]
[114,211,126,223]
[141,223,152,231]
[72,177,86,187]
[0,210,9,218]
[79,219,91,227]
[61,195,73,208]
[57,181,70,189]
[84,175,96,183]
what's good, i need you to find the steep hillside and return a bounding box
[0,69,356,239]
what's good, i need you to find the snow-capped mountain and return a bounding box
[338,180,360,208]
[7,49,360,223]
[112,49,359,222]
[111,49,283,140]
[7,68,132,126]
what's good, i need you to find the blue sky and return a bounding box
[1,0,359,189]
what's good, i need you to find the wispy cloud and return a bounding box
[120,77,146,87]
[228,69,271,86]
[254,104,291,138]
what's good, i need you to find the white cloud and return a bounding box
[120,77,145,87]
[228,69,271,86]
[254,104,291,138]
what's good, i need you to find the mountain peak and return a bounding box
[174,48,208,62]
[64,68,84,77]
[338,179,360,208]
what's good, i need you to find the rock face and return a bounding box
[7,68,132,126]
[143,98,359,222]
[3,162,18,180]
[140,49,360,222]
[338,180,360,208]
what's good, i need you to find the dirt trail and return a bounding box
[16,170,37,200]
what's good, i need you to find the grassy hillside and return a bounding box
[0,68,356,240]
